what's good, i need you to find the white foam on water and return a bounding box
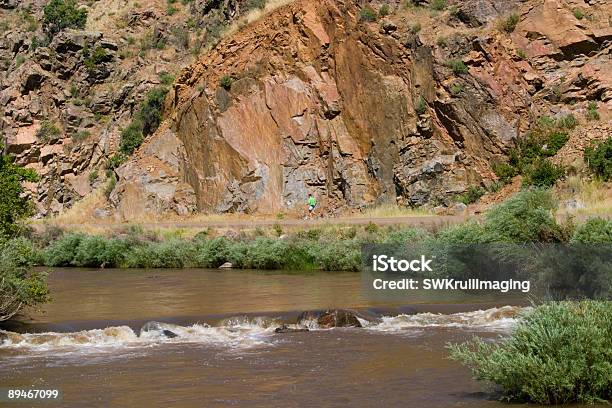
[0,318,279,353]
[369,306,526,332]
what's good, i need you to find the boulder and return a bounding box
[218,262,233,269]
[297,309,363,328]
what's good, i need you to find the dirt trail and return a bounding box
[39,215,471,232]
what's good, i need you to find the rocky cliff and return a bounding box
[2,0,611,219]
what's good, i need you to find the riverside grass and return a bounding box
[3,189,612,271]
[448,300,612,404]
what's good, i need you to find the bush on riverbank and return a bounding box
[448,300,612,404]
[439,189,569,244]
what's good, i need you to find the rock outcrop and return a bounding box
[109,0,611,217]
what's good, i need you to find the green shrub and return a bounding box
[159,72,175,86]
[119,87,168,155]
[0,145,40,240]
[107,153,127,170]
[166,5,178,15]
[410,22,421,34]
[498,12,519,33]
[43,233,84,266]
[507,116,571,179]
[243,238,289,269]
[586,101,600,121]
[379,4,390,17]
[446,59,468,75]
[359,6,377,22]
[365,222,379,234]
[36,121,61,142]
[84,46,107,74]
[483,189,563,242]
[557,114,577,129]
[448,300,612,404]
[310,240,361,271]
[584,138,612,181]
[43,0,88,37]
[72,130,91,142]
[15,54,26,68]
[73,235,128,267]
[516,48,526,59]
[384,227,431,244]
[219,75,233,89]
[415,96,426,114]
[493,162,517,183]
[572,8,585,20]
[104,174,117,198]
[88,170,98,183]
[119,121,144,155]
[523,158,565,187]
[456,186,485,205]
[123,240,196,268]
[437,222,488,244]
[195,237,232,268]
[430,0,446,11]
[139,87,168,135]
[541,131,569,156]
[571,218,612,244]
[450,82,463,96]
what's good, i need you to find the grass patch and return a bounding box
[36,121,61,142]
[359,6,377,22]
[446,59,468,75]
[415,96,426,114]
[586,101,600,121]
[430,0,446,11]
[219,75,233,89]
[456,186,484,205]
[497,13,519,33]
[572,8,585,20]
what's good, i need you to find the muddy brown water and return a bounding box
[0,269,590,407]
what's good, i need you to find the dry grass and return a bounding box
[221,0,295,40]
[354,204,431,218]
[556,177,612,217]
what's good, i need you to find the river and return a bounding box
[0,268,588,407]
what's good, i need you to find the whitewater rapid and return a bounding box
[0,306,525,353]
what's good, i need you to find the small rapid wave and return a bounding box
[368,306,525,332]
[0,318,281,352]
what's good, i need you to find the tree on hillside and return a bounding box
[0,144,48,321]
[0,143,39,241]
[43,0,88,37]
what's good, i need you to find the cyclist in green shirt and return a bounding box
[307,194,317,216]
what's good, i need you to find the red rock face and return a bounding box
[112,0,522,216]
